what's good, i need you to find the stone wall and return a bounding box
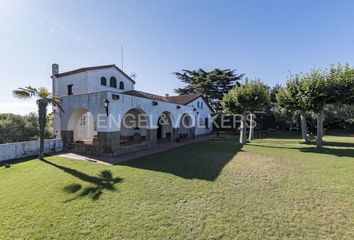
[72,141,153,156]
[97,131,120,154]
[0,139,63,162]
[61,130,73,149]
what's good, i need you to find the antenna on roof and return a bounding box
[130,72,137,81]
[121,45,124,71]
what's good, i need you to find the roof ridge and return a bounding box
[122,90,204,105]
[166,93,201,98]
[55,64,135,83]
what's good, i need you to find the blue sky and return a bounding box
[1,0,354,114]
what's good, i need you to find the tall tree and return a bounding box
[327,64,354,105]
[308,64,354,147]
[276,74,309,143]
[244,80,270,140]
[277,64,354,148]
[174,68,244,109]
[300,69,330,148]
[13,86,61,159]
[221,80,270,144]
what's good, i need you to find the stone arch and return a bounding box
[178,112,195,139]
[157,111,174,141]
[67,108,97,143]
[120,108,149,144]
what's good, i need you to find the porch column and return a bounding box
[147,128,157,146]
[172,127,180,142]
[190,127,196,139]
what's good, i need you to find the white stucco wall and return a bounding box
[0,139,63,162]
[86,68,134,93]
[58,91,213,136]
[54,67,134,97]
[56,72,88,96]
[187,97,213,135]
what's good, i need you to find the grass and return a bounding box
[0,131,353,239]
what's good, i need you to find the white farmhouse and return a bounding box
[52,64,213,155]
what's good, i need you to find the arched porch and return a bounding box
[120,108,149,145]
[157,111,174,143]
[178,113,195,141]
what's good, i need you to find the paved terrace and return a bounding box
[56,134,216,165]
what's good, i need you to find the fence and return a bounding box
[0,139,62,162]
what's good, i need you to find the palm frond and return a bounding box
[13,89,31,99]
[13,86,37,99]
[38,87,51,98]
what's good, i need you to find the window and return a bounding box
[205,118,209,129]
[67,84,73,95]
[201,102,204,109]
[101,77,107,86]
[197,101,200,108]
[80,116,86,126]
[110,77,117,88]
[119,81,124,90]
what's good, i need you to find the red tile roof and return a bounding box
[166,94,201,105]
[54,64,136,83]
[168,94,214,111]
[122,90,169,102]
[122,90,201,104]
[122,90,213,111]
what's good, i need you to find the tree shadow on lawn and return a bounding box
[264,131,302,139]
[120,141,243,181]
[313,141,354,148]
[0,155,38,168]
[40,159,123,202]
[250,144,354,159]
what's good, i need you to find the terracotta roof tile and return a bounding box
[122,90,168,102]
[121,90,215,111]
[166,94,201,105]
[122,90,201,105]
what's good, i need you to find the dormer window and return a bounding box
[119,81,124,90]
[101,77,107,86]
[110,77,117,88]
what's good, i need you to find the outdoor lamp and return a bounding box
[104,99,110,117]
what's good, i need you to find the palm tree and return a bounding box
[13,86,61,159]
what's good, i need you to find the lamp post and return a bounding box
[104,99,110,117]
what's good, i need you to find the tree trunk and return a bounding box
[37,100,48,160]
[316,109,324,148]
[248,112,255,141]
[300,111,308,143]
[240,113,247,145]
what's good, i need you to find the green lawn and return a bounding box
[0,132,353,239]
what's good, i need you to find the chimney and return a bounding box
[52,63,59,76]
[165,93,169,97]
